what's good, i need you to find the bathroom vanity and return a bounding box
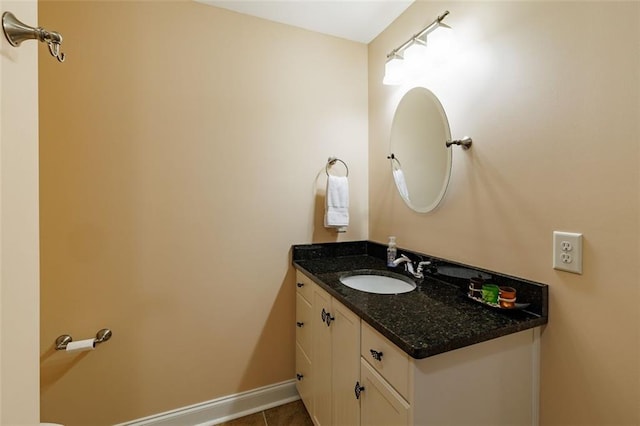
[292,241,548,426]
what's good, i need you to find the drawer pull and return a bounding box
[296,321,304,328]
[297,282,304,288]
[370,349,384,361]
[296,373,304,381]
[354,381,365,399]
[326,314,335,326]
[321,308,335,326]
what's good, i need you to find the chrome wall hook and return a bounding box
[446,136,473,150]
[2,11,65,62]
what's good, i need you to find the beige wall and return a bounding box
[0,0,40,424]
[39,0,640,424]
[369,1,639,424]
[38,1,367,424]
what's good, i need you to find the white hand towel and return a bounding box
[324,175,349,229]
[393,168,410,201]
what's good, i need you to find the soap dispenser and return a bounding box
[387,236,397,267]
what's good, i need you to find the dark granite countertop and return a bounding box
[292,241,548,359]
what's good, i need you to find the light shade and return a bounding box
[402,38,428,78]
[425,23,457,64]
[403,38,427,66]
[383,54,404,85]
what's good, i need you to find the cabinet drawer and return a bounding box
[296,292,312,358]
[295,342,313,415]
[361,321,411,400]
[295,271,314,303]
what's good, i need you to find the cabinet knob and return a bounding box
[296,373,304,381]
[354,381,365,399]
[370,349,383,361]
[297,282,304,288]
[296,321,304,328]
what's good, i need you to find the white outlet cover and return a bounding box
[553,231,583,274]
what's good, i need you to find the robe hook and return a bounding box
[2,11,65,62]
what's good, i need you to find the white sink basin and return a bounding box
[339,271,416,295]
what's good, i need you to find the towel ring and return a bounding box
[387,153,402,171]
[326,157,349,177]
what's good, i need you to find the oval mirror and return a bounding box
[389,87,452,213]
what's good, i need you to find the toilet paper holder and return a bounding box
[55,328,112,350]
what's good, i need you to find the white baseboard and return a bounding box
[115,379,299,426]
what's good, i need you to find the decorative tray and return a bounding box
[467,294,530,310]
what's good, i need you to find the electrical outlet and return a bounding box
[553,231,583,274]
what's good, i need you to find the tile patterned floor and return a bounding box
[217,400,313,426]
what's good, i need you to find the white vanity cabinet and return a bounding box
[296,271,361,426]
[295,271,539,426]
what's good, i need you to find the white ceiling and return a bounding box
[196,1,415,44]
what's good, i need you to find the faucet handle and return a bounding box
[417,260,431,270]
[416,260,433,277]
[403,258,416,275]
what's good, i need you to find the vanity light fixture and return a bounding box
[383,10,450,85]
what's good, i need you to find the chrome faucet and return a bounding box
[391,254,432,279]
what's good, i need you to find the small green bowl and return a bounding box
[482,284,500,304]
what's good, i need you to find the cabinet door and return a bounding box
[331,299,361,426]
[312,285,333,426]
[360,359,410,426]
